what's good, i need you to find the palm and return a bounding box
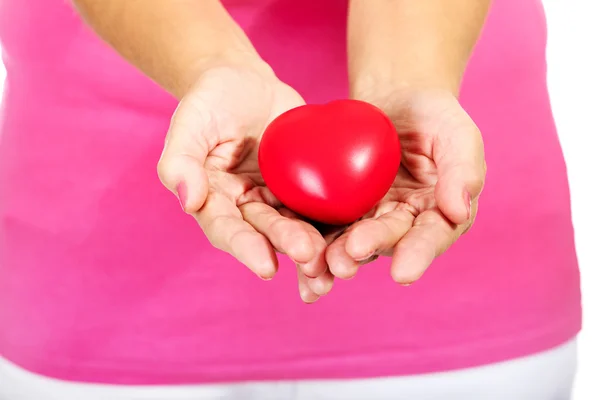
[159,66,333,302]
[327,89,486,284]
[195,68,304,210]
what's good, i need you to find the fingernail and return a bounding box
[176,182,188,211]
[463,190,472,220]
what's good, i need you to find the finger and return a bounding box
[279,208,329,279]
[299,227,329,278]
[196,192,278,280]
[297,265,320,304]
[297,233,331,297]
[326,230,360,280]
[240,203,315,264]
[296,237,328,279]
[390,208,461,285]
[157,99,215,213]
[433,112,486,225]
[307,269,335,296]
[345,203,416,261]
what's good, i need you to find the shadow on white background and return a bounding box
[0,0,598,398]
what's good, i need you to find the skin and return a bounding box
[72,0,334,299]
[72,0,489,302]
[326,0,490,285]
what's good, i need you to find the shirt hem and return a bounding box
[0,314,582,385]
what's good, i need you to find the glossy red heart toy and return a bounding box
[258,99,401,225]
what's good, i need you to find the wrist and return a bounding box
[350,81,460,122]
[350,69,462,103]
[178,50,275,99]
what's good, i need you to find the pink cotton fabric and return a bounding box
[0,0,581,384]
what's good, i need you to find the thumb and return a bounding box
[158,99,213,213]
[433,122,486,225]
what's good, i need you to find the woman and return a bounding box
[0,0,581,399]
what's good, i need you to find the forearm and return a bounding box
[348,0,491,97]
[72,0,266,98]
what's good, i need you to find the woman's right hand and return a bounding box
[157,60,333,302]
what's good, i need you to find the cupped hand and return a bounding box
[327,88,486,284]
[157,62,334,301]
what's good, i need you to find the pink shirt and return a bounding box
[0,0,581,385]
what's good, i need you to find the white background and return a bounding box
[0,0,598,398]
[543,1,600,399]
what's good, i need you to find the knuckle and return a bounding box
[202,216,230,251]
[268,217,289,237]
[470,175,486,195]
[413,212,440,227]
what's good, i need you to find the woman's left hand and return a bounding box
[326,88,487,284]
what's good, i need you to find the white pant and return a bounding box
[0,339,577,400]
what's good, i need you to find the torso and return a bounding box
[0,0,581,385]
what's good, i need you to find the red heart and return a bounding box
[258,99,401,225]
